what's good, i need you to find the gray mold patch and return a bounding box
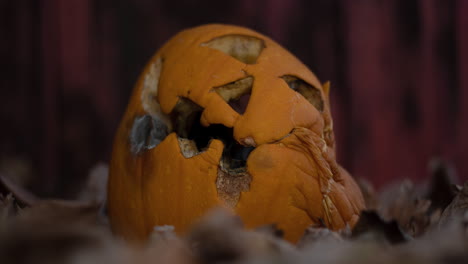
[130,115,168,155]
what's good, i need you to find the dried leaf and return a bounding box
[297,227,344,249]
[78,163,108,204]
[377,180,433,236]
[0,200,111,264]
[352,211,412,244]
[0,157,33,187]
[187,208,297,263]
[254,224,284,238]
[356,178,379,210]
[0,193,19,230]
[406,199,434,236]
[150,225,178,244]
[146,225,194,264]
[16,200,103,227]
[0,173,38,207]
[187,208,247,263]
[439,182,468,228]
[426,159,458,212]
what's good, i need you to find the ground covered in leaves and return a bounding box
[1,160,468,264]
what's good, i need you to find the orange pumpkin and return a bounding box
[108,24,364,243]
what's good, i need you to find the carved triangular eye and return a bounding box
[214,76,253,115]
[281,75,324,112]
[201,35,265,64]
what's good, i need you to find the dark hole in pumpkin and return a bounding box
[228,93,251,115]
[281,75,324,112]
[171,97,254,173]
[214,76,253,115]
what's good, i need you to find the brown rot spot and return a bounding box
[214,76,253,115]
[281,75,324,112]
[201,35,265,64]
[216,169,251,208]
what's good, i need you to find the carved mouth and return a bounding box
[171,100,255,175]
[130,103,255,175]
[169,98,254,207]
[129,104,254,207]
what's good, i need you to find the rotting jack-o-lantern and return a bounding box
[108,24,365,243]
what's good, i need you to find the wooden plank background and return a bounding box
[1,0,466,197]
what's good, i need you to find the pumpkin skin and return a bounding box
[108,24,365,243]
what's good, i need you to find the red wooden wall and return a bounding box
[1,0,467,197]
